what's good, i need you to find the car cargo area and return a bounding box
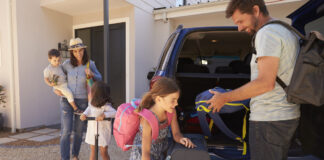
[174,30,252,147]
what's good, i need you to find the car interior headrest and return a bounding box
[178,58,194,64]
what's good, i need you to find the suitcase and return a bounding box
[166,134,210,160]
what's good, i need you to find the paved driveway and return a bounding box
[0,136,130,160]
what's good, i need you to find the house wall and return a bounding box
[153,20,175,70]
[14,0,72,129]
[0,0,14,128]
[73,6,133,26]
[134,7,156,97]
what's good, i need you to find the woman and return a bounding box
[55,37,102,160]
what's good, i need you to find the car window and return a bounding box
[157,33,177,70]
[177,31,251,74]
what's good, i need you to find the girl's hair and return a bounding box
[69,48,89,67]
[137,77,179,112]
[90,81,113,108]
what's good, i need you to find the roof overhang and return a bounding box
[154,0,306,21]
[121,0,177,14]
[40,0,131,16]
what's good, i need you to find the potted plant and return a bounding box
[0,85,6,130]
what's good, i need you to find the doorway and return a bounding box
[75,23,126,106]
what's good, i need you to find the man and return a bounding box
[206,0,300,159]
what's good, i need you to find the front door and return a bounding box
[75,23,126,106]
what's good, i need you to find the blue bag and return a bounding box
[195,87,250,155]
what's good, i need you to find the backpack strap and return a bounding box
[252,20,306,45]
[167,112,174,125]
[251,20,305,91]
[264,20,306,40]
[159,112,174,130]
[136,109,159,140]
[252,20,306,56]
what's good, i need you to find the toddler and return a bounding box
[43,49,81,113]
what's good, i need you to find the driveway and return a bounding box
[0,127,130,160]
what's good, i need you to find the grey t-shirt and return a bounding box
[43,64,67,85]
[250,24,300,121]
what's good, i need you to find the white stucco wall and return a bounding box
[14,0,72,129]
[134,7,156,98]
[129,8,136,100]
[153,20,174,68]
[73,6,133,25]
[0,0,14,128]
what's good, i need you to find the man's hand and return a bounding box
[53,89,63,96]
[206,90,226,113]
[96,113,105,121]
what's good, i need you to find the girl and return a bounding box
[80,81,116,160]
[129,77,196,160]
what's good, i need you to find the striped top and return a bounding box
[250,24,300,121]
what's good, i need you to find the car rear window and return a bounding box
[177,31,252,75]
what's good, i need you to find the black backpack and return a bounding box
[253,20,324,107]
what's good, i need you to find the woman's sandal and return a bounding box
[72,156,79,160]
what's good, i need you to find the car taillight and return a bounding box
[149,76,162,89]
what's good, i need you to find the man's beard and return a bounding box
[249,16,259,36]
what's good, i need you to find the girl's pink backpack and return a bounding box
[113,99,173,151]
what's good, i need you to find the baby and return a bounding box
[43,49,81,113]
